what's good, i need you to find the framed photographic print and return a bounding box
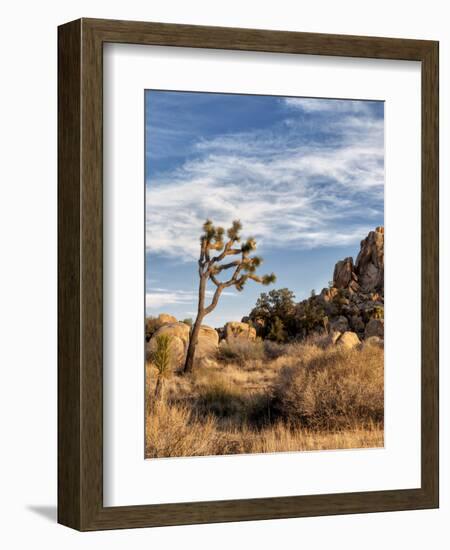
[58,18,439,530]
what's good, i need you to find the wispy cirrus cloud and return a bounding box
[146,94,384,261]
[282,97,375,114]
[146,288,235,311]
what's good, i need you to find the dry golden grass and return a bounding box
[271,344,384,429]
[145,339,384,458]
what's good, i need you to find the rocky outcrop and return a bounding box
[224,321,256,341]
[333,257,359,291]
[355,226,384,292]
[332,226,384,294]
[292,227,384,342]
[330,315,349,333]
[365,318,384,339]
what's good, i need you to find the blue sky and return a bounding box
[145,91,384,327]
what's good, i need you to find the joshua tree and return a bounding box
[183,219,276,373]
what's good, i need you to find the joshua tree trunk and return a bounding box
[182,219,276,374]
[184,315,204,374]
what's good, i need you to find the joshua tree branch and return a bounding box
[203,284,224,315]
[210,260,241,273]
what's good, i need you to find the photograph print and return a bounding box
[144,90,384,459]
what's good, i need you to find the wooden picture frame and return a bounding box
[58,18,439,531]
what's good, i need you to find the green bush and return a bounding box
[267,316,287,343]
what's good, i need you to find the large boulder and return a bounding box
[224,321,256,341]
[320,286,338,303]
[326,331,342,347]
[330,315,349,333]
[147,322,190,367]
[365,318,384,339]
[350,314,365,333]
[336,331,360,349]
[364,336,384,348]
[333,257,355,289]
[355,226,384,292]
[331,227,384,294]
[157,313,178,325]
[196,325,219,358]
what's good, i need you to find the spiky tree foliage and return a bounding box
[183,219,276,373]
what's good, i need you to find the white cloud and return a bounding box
[282,97,375,114]
[145,290,194,309]
[146,288,236,311]
[146,100,384,261]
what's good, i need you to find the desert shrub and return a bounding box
[270,345,384,430]
[372,305,384,320]
[293,299,327,338]
[196,377,246,418]
[263,340,287,360]
[216,337,265,366]
[182,317,193,326]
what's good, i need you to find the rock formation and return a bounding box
[147,320,219,367]
[365,318,384,339]
[333,257,359,291]
[147,322,190,366]
[355,226,384,292]
[224,321,257,341]
[333,226,384,294]
[295,227,384,342]
[336,331,360,349]
[195,325,220,358]
[157,313,178,325]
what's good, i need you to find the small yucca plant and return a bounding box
[152,334,173,401]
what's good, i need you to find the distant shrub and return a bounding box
[270,345,384,430]
[372,306,384,320]
[293,299,327,338]
[249,288,296,338]
[263,340,287,360]
[217,337,265,366]
[145,316,163,342]
[267,316,287,343]
[182,318,193,326]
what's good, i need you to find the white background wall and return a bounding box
[0,1,448,548]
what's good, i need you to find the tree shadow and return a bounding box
[27,505,57,523]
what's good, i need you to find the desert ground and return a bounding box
[145,334,383,458]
